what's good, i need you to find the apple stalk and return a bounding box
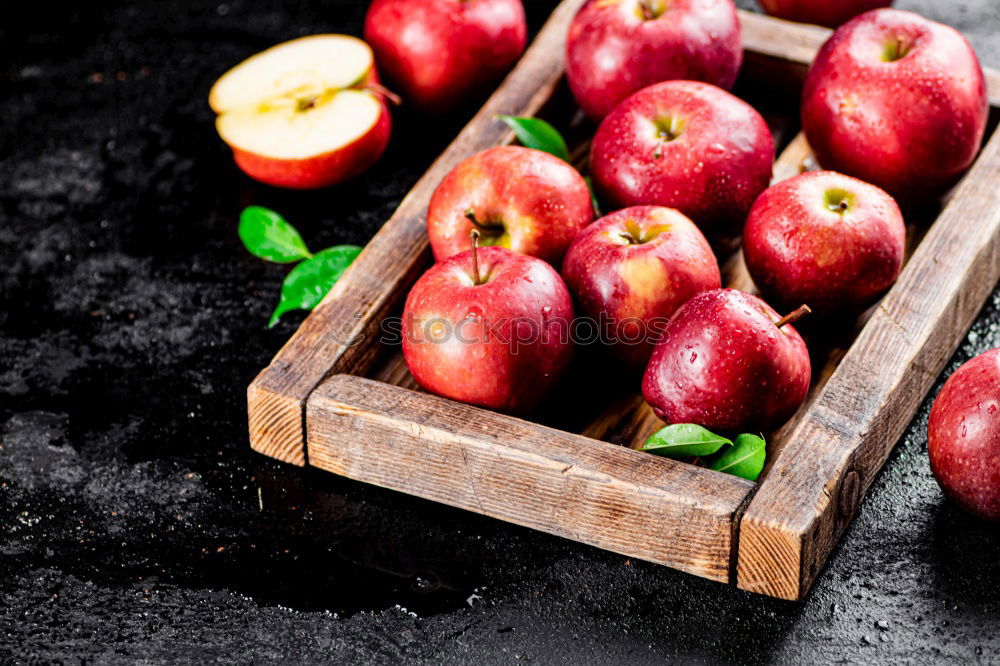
[469,229,482,285]
[775,304,812,329]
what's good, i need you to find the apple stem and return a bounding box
[775,304,812,329]
[363,81,402,106]
[469,229,482,285]
[639,0,656,20]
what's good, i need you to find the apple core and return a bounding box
[882,35,913,62]
[823,189,854,214]
[636,0,671,21]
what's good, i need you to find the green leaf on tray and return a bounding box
[239,205,312,263]
[269,245,363,327]
[641,424,732,459]
[707,433,767,481]
[498,115,571,162]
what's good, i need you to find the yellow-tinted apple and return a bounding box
[210,35,392,189]
[561,206,721,367]
[427,146,595,264]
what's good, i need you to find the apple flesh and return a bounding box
[402,245,575,414]
[561,206,721,367]
[642,289,811,433]
[758,0,893,28]
[590,80,775,247]
[928,349,1000,522]
[210,35,392,189]
[427,146,595,264]
[802,9,988,203]
[566,0,742,120]
[743,170,905,316]
[364,0,527,113]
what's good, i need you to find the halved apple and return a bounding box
[210,35,392,189]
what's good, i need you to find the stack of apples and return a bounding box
[400,1,989,447]
[211,0,993,503]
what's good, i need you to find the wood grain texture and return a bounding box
[307,375,755,582]
[247,0,589,465]
[737,126,1000,600]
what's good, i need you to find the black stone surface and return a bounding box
[2,0,999,662]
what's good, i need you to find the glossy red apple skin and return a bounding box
[642,288,811,432]
[758,0,893,28]
[743,171,905,316]
[427,146,595,264]
[561,206,721,367]
[566,0,742,120]
[802,9,988,203]
[402,246,574,414]
[928,349,1000,522]
[590,80,774,246]
[231,73,392,190]
[364,0,526,113]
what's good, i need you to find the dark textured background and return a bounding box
[2,0,999,662]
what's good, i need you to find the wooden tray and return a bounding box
[248,1,1000,600]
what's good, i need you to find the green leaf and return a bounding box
[708,433,767,481]
[641,424,732,459]
[268,245,362,327]
[498,115,571,162]
[239,205,312,263]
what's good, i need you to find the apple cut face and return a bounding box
[210,35,391,189]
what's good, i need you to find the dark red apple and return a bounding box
[566,0,742,120]
[364,0,527,113]
[561,206,720,367]
[802,8,988,203]
[427,145,595,264]
[743,170,905,316]
[928,349,1000,522]
[758,0,893,28]
[590,80,775,246]
[402,242,574,414]
[642,289,811,432]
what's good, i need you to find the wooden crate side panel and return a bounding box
[738,128,1000,600]
[307,375,755,583]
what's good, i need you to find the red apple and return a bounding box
[928,349,1000,522]
[210,35,393,189]
[402,242,574,413]
[427,146,595,264]
[642,289,811,432]
[758,0,893,28]
[364,0,527,113]
[743,170,905,316]
[802,9,988,203]
[566,0,742,120]
[561,206,721,367]
[590,80,775,246]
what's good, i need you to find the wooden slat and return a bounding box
[738,9,1000,107]
[737,126,1000,600]
[247,0,589,465]
[307,375,755,582]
